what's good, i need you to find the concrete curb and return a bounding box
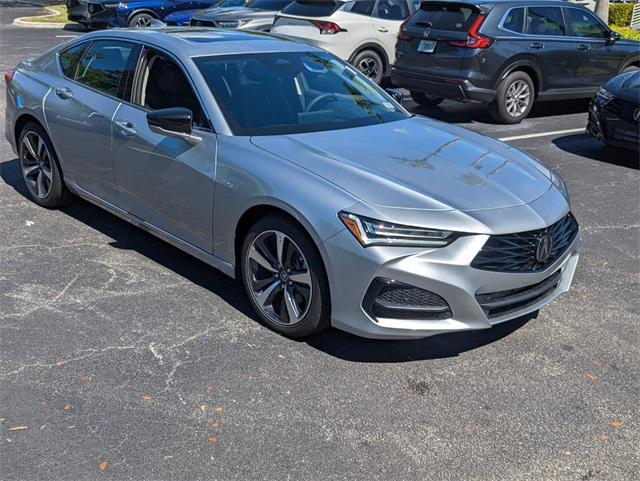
[13,6,67,28]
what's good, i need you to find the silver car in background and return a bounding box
[4,28,579,339]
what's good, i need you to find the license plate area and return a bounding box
[417,40,436,53]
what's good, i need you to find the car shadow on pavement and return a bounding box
[1,156,534,362]
[553,134,639,170]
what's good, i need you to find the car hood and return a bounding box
[604,69,640,104]
[194,7,272,20]
[251,116,553,212]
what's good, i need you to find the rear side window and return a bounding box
[282,1,344,17]
[565,8,608,38]
[75,40,139,98]
[502,7,524,33]
[412,3,478,31]
[343,0,375,16]
[526,6,566,36]
[375,0,411,20]
[59,42,89,78]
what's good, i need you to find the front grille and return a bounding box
[471,213,578,273]
[190,19,215,27]
[605,98,638,122]
[217,20,240,28]
[363,278,451,321]
[87,3,104,14]
[67,0,80,8]
[476,270,562,318]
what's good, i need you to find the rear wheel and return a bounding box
[129,12,155,28]
[410,91,444,108]
[240,215,331,337]
[351,49,384,85]
[18,122,70,208]
[489,71,534,124]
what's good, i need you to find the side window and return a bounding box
[526,7,566,36]
[503,7,525,34]
[345,0,375,17]
[138,50,207,128]
[59,42,90,79]
[376,0,411,20]
[75,40,138,98]
[565,8,608,38]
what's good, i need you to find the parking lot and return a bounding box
[1,4,639,481]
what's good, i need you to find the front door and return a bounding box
[112,48,216,252]
[371,0,413,65]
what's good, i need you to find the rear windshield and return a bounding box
[194,51,408,136]
[282,1,344,17]
[411,3,478,31]
[245,0,290,10]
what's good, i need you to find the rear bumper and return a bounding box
[391,67,496,103]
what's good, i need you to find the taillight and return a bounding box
[4,69,15,84]
[397,11,418,40]
[447,15,492,48]
[311,20,343,35]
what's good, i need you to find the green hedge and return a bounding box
[609,3,634,27]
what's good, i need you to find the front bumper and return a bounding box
[391,67,496,103]
[587,95,640,151]
[70,3,129,28]
[322,219,580,340]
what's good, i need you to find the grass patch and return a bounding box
[21,5,70,24]
[611,25,640,41]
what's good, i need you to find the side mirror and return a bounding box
[147,107,200,143]
[609,30,621,43]
[386,88,404,104]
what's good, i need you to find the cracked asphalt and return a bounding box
[1,5,639,481]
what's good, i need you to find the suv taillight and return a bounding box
[311,20,343,35]
[397,11,418,40]
[447,15,492,48]
[4,69,15,84]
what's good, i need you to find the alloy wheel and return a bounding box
[21,131,53,199]
[245,230,313,326]
[357,57,380,80]
[505,79,531,117]
[135,15,153,27]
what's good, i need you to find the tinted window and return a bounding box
[245,0,290,10]
[194,51,407,136]
[412,4,478,31]
[503,7,524,33]
[526,7,566,36]
[75,40,137,98]
[282,1,343,17]
[139,50,207,128]
[375,0,410,20]
[344,0,375,16]
[59,42,89,79]
[217,0,246,6]
[566,8,608,38]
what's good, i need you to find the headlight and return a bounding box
[549,168,569,202]
[596,86,613,102]
[339,212,459,248]
[103,2,127,7]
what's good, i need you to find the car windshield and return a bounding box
[194,51,408,136]
[245,0,290,11]
[216,0,247,7]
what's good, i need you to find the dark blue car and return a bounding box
[66,0,220,29]
[163,0,245,25]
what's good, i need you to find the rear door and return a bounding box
[564,7,625,88]
[371,0,414,65]
[523,5,576,91]
[395,2,480,79]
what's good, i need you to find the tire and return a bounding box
[489,71,535,124]
[410,91,444,108]
[351,49,384,85]
[240,214,331,338]
[128,12,155,28]
[18,122,70,208]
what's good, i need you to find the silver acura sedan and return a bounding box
[4,28,579,339]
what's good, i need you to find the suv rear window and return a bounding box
[412,3,478,31]
[502,7,524,33]
[282,1,344,17]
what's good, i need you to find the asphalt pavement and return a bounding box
[1,6,639,481]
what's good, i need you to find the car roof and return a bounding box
[422,0,574,7]
[76,27,319,57]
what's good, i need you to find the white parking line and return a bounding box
[499,128,585,142]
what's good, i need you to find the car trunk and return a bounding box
[273,1,345,38]
[396,2,483,79]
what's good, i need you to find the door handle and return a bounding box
[54,86,73,100]
[576,44,590,51]
[114,120,137,137]
[377,27,389,33]
[529,42,544,49]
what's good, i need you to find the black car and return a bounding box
[587,69,640,151]
[392,0,640,123]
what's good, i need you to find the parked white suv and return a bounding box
[272,0,417,84]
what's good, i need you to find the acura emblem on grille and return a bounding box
[634,108,640,122]
[535,234,553,263]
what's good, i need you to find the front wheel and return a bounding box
[489,71,534,124]
[410,91,444,108]
[129,12,155,28]
[351,50,384,85]
[240,215,331,337]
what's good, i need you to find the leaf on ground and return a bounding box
[63,403,73,411]
[98,460,108,472]
[5,438,12,443]
[8,426,28,431]
[199,404,208,413]
[55,357,64,367]
[40,425,47,431]
[141,394,153,401]
[585,372,598,381]
[211,421,220,429]
[79,374,93,382]
[593,359,603,368]
[609,421,623,428]
[214,406,223,414]
[596,433,608,441]
[464,423,473,431]
[207,435,218,445]
[207,384,215,393]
